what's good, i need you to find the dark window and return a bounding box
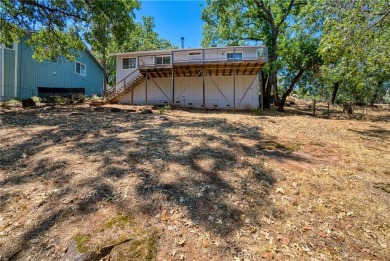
[156,56,171,65]
[123,58,136,69]
[75,62,86,76]
[227,52,242,61]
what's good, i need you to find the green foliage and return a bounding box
[311,0,390,104]
[159,105,172,114]
[0,0,140,62]
[31,96,43,103]
[106,16,176,86]
[201,0,389,107]
[201,0,314,109]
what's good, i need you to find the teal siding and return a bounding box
[17,41,103,98]
[4,49,16,98]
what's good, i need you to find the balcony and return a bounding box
[137,46,267,72]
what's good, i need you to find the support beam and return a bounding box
[145,74,148,105]
[202,68,205,110]
[172,69,175,105]
[233,68,236,110]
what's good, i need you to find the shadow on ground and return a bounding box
[0,106,310,259]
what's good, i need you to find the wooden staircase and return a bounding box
[106,70,145,103]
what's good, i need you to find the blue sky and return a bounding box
[136,0,207,48]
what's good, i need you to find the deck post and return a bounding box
[172,69,175,105]
[202,69,205,110]
[260,70,264,111]
[233,68,236,110]
[145,74,148,105]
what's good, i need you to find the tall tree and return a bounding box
[0,0,140,91]
[105,16,176,86]
[277,28,321,111]
[313,0,390,105]
[202,0,308,108]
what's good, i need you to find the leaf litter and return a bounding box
[0,103,389,260]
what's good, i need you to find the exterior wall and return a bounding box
[116,54,138,83]
[0,45,17,101]
[18,41,103,98]
[3,49,16,98]
[119,74,259,110]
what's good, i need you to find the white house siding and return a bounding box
[174,76,203,107]
[146,78,172,105]
[119,74,259,110]
[116,55,138,83]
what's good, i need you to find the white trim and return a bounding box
[1,46,4,97]
[75,61,86,76]
[14,42,18,97]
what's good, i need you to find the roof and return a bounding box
[110,45,266,57]
[85,49,104,71]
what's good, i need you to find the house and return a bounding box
[109,46,267,110]
[0,39,104,101]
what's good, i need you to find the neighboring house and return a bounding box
[109,46,267,110]
[0,39,104,101]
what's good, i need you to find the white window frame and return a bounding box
[0,43,14,50]
[122,57,136,70]
[75,61,86,76]
[155,55,171,65]
[226,52,243,61]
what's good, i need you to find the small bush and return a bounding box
[253,108,263,115]
[45,95,68,104]
[159,105,171,114]
[31,96,43,103]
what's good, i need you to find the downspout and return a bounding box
[1,46,4,97]
[14,42,18,97]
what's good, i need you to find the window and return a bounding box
[122,57,136,69]
[227,52,242,61]
[75,62,86,76]
[156,56,171,65]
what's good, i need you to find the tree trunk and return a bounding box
[263,37,278,109]
[263,73,274,108]
[260,70,266,108]
[331,82,339,104]
[273,75,280,106]
[278,68,306,112]
[370,81,382,107]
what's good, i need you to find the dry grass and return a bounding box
[0,102,389,260]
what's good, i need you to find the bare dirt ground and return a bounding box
[0,101,389,261]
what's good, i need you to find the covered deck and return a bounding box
[136,46,267,78]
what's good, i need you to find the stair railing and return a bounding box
[106,69,142,98]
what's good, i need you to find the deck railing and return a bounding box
[137,46,267,69]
